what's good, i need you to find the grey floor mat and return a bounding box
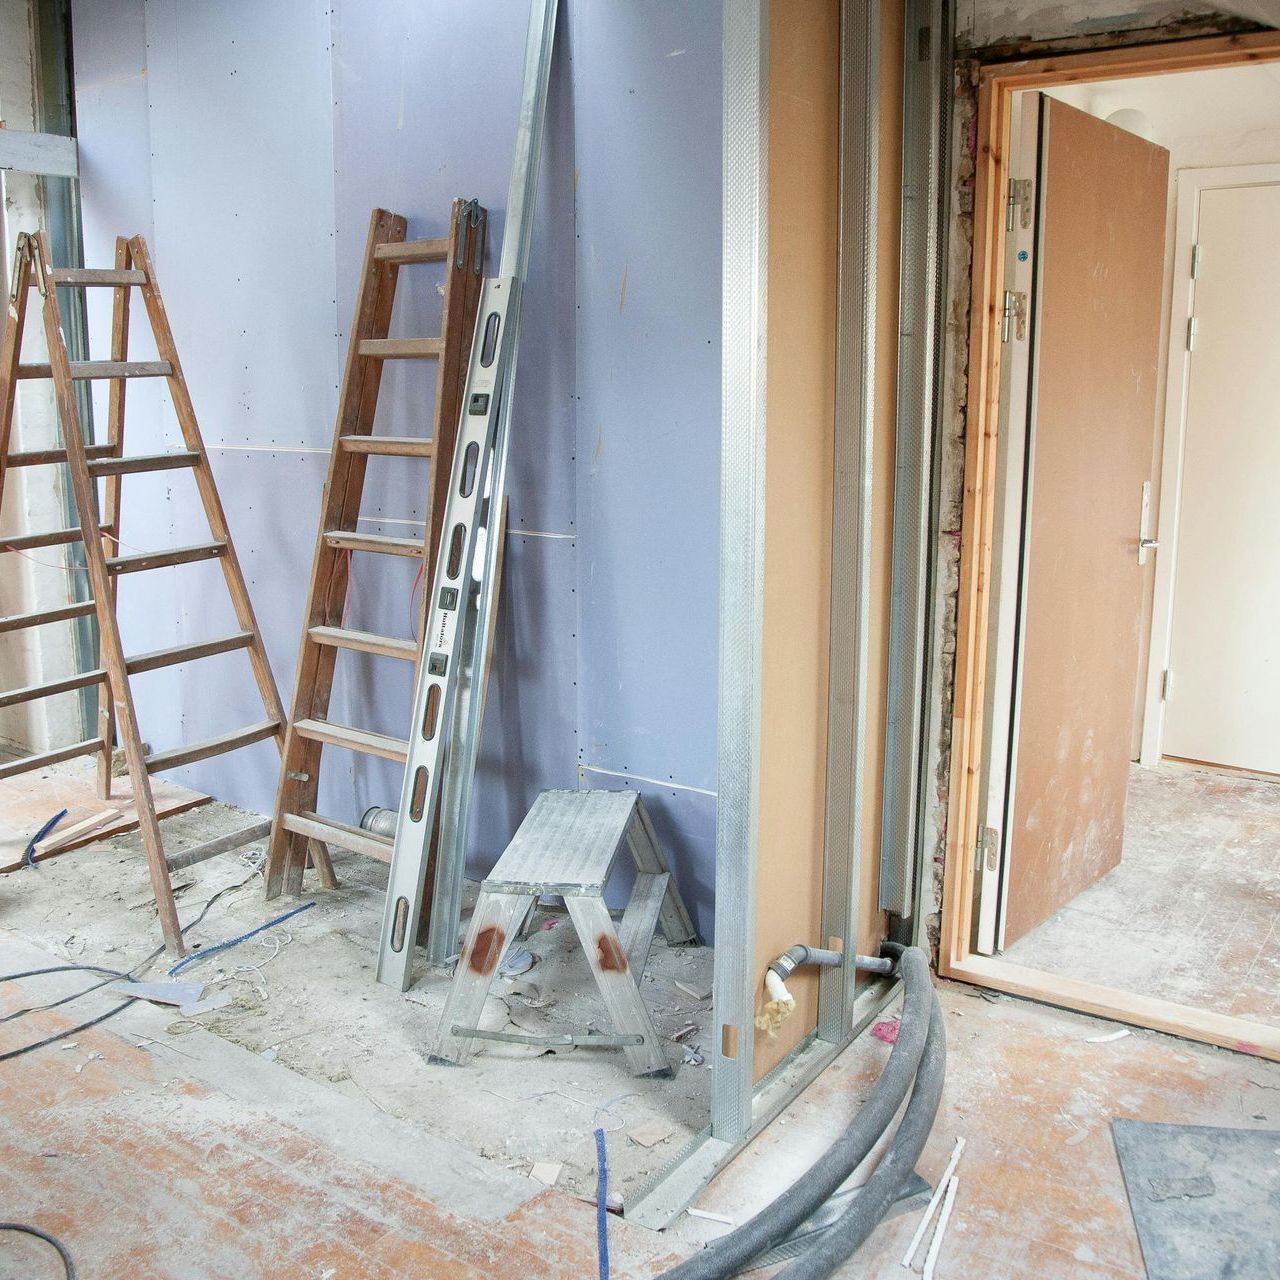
[1112,1118,1280,1280]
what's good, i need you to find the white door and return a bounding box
[1163,181,1280,776]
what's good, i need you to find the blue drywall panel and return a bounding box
[571,2,722,796]
[579,766,716,945]
[70,3,720,936]
[466,531,580,874]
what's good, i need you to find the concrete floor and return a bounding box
[4,763,1280,1276]
[0,767,713,1205]
[1005,764,1280,1026]
[4,927,1279,1278]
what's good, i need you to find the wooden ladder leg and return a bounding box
[95,236,131,801]
[429,890,532,1065]
[32,232,184,954]
[0,235,35,512]
[565,894,672,1078]
[264,209,406,899]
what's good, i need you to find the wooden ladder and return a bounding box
[263,201,487,900]
[0,230,287,955]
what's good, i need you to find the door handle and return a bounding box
[1138,482,1156,565]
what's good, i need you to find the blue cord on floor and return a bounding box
[595,1126,610,1280]
[167,901,315,976]
[23,809,67,867]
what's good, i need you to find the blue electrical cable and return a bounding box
[167,900,315,976]
[595,1125,610,1280]
[22,808,68,867]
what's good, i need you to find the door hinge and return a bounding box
[1001,290,1027,343]
[974,827,1000,874]
[1006,178,1033,232]
[1186,316,1198,351]
[1191,242,1202,279]
[1161,669,1172,701]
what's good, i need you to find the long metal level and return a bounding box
[376,0,559,989]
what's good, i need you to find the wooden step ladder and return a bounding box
[263,201,487,899]
[0,230,287,955]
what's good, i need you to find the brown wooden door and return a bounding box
[1002,98,1169,946]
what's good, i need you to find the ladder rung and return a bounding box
[321,531,423,559]
[1,524,107,553]
[5,443,115,468]
[307,626,418,661]
[106,541,226,575]
[17,360,172,381]
[35,268,148,287]
[356,338,443,361]
[292,718,409,764]
[337,434,435,458]
[281,811,393,863]
[87,450,200,477]
[373,238,449,265]
[165,820,272,872]
[144,720,280,773]
[0,601,96,634]
[0,737,104,781]
[0,668,107,710]
[125,630,255,675]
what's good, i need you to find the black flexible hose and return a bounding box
[0,1222,76,1278]
[655,945,935,1280]
[774,997,947,1279]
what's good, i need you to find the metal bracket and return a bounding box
[1001,290,1027,343]
[1006,177,1033,231]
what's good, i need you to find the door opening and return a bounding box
[942,33,1280,1061]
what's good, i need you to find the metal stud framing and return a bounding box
[817,0,883,1045]
[879,0,945,917]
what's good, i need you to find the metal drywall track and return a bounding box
[713,0,768,1142]
[879,0,944,916]
[817,0,882,1044]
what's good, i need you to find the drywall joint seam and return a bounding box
[579,762,717,798]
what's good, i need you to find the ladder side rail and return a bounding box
[263,209,407,898]
[95,236,131,798]
[0,235,35,512]
[30,230,184,954]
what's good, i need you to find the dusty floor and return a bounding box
[1005,763,1280,1026]
[4,922,1279,1278]
[0,764,713,1203]
[5,764,1280,1277]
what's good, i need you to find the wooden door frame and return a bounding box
[941,30,1280,1062]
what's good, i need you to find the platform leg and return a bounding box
[565,894,671,1078]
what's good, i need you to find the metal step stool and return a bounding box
[429,789,697,1077]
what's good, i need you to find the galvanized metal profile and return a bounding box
[911,0,954,943]
[878,0,944,916]
[426,0,560,966]
[712,0,769,1143]
[817,0,882,1045]
[627,970,901,1228]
